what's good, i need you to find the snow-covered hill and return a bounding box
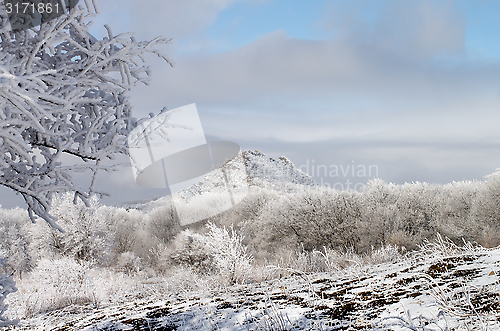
[9,237,500,330]
[124,149,318,213]
[240,150,318,189]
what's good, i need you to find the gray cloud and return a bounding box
[129,31,500,144]
[317,0,465,57]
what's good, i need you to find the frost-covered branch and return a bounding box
[0,0,173,229]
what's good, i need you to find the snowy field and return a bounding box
[5,236,500,330]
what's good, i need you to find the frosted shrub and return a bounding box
[467,170,500,246]
[246,189,362,257]
[169,224,254,285]
[170,230,215,275]
[112,212,140,255]
[358,180,433,251]
[147,243,172,274]
[41,193,115,266]
[147,205,181,244]
[0,259,18,327]
[6,258,153,320]
[116,252,142,275]
[0,208,34,277]
[433,180,479,240]
[204,222,254,285]
[101,207,159,270]
[18,258,97,317]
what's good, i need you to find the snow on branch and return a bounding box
[0,0,173,229]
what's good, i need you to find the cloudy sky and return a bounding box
[2,0,500,207]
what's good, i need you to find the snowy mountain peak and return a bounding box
[125,150,318,212]
[240,150,318,190]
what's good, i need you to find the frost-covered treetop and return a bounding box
[0,0,172,230]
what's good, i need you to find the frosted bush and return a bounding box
[112,214,139,255]
[0,259,18,327]
[243,188,363,258]
[116,252,142,275]
[5,257,155,320]
[40,193,115,266]
[147,242,172,274]
[467,170,500,246]
[147,205,181,244]
[170,230,215,275]
[0,208,34,276]
[99,206,160,270]
[204,222,254,285]
[169,223,254,285]
[13,258,97,317]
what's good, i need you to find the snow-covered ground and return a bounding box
[6,236,500,330]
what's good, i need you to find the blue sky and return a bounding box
[202,0,332,52]
[136,0,500,58]
[2,0,500,207]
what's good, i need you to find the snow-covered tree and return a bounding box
[0,0,173,325]
[203,222,253,285]
[0,207,34,278]
[467,170,500,246]
[0,0,173,230]
[39,193,115,266]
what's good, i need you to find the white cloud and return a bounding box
[91,0,263,40]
